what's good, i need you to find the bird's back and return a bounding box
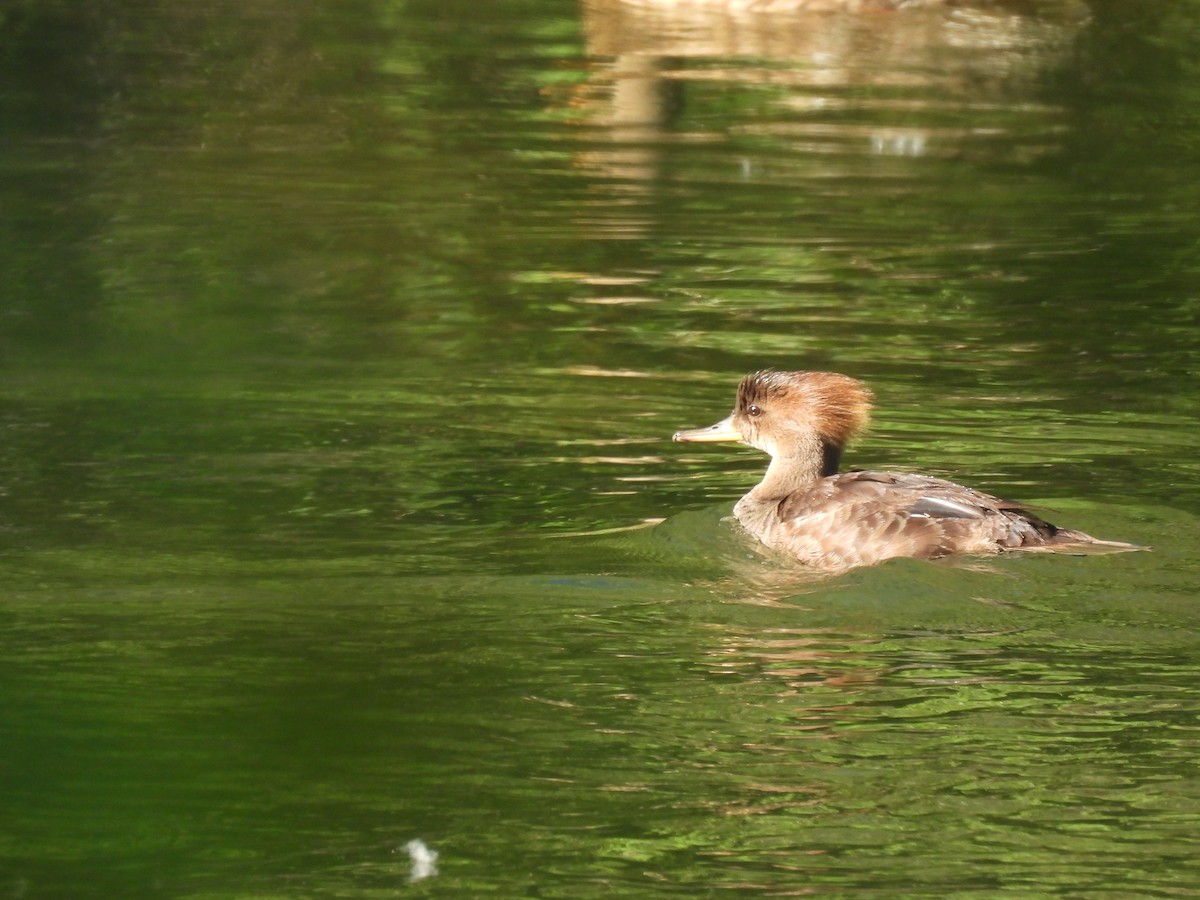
[735,470,1127,569]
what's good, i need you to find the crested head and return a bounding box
[735,370,873,449]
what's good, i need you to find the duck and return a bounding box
[672,370,1138,570]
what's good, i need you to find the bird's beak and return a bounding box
[672,415,743,443]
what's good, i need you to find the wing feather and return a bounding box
[764,470,1060,567]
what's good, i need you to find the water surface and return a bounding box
[1,0,1199,895]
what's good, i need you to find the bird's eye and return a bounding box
[747,404,762,417]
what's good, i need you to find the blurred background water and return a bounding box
[1,0,1199,895]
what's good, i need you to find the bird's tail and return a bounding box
[1046,529,1147,555]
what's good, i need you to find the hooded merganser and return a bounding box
[673,370,1138,570]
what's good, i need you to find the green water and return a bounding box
[2,0,1199,895]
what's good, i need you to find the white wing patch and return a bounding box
[908,495,987,520]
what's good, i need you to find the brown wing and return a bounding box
[768,471,1062,568]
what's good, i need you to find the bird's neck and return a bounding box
[747,439,841,502]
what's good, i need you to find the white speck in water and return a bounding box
[405,839,439,883]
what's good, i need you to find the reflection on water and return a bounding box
[571,0,1089,231]
[584,0,1087,83]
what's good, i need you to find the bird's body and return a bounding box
[673,370,1138,570]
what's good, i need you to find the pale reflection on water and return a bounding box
[569,0,1088,237]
